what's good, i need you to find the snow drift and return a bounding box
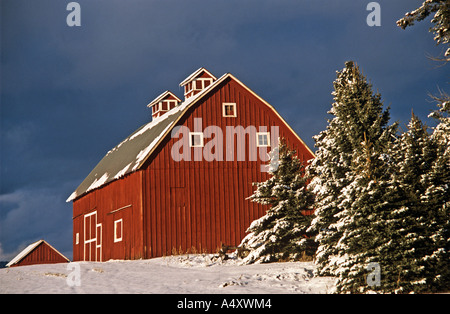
[0,254,336,294]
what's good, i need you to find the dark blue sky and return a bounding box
[1,0,448,260]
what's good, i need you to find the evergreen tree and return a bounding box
[335,111,449,293]
[420,98,450,292]
[397,0,450,291]
[335,113,434,293]
[238,139,315,264]
[386,114,437,293]
[376,112,450,293]
[307,61,396,277]
[333,162,399,293]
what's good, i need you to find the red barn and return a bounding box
[6,240,70,267]
[67,68,314,262]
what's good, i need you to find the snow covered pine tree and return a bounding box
[335,112,444,293]
[306,61,396,281]
[378,111,450,293]
[395,0,450,292]
[238,139,315,264]
[420,98,450,292]
[381,113,439,293]
[328,103,449,293]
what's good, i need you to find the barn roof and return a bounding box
[67,70,314,202]
[67,73,228,202]
[6,240,70,267]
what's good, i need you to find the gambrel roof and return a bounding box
[67,73,225,202]
[67,71,313,202]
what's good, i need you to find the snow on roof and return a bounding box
[66,110,180,202]
[6,240,70,267]
[67,73,228,202]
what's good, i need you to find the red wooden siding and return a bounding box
[141,77,314,257]
[10,241,69,267]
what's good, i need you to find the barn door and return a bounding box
[170,187,187,252]
[84,211,102,262]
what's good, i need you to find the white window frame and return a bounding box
[114,219,123,243]
[195,78,213,91]
[256,132,270,147]
[185,78,214,96]
[152,102,161,114]
[153,100,178,115]
[200,78,213,89]
[84,211,101,261]
[222,102,237,117]
[189,132,204,147]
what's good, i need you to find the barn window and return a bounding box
[203,79,212,89]
[114,219,123,243]
[223,103,237,117]
[196,78,213,90]
[256,132,270,147]
[75,233,79,245]
[189,132,204,147]
[160,100,177,112]
[185,78,214,96]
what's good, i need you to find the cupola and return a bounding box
[179,67,217,100]
[147,90,182,120]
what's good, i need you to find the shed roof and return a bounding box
[6,240,70,267]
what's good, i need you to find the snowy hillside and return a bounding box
[0,254,336,294]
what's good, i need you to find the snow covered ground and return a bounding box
[0,254,336,294]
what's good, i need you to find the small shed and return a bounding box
[6,240,70,267]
